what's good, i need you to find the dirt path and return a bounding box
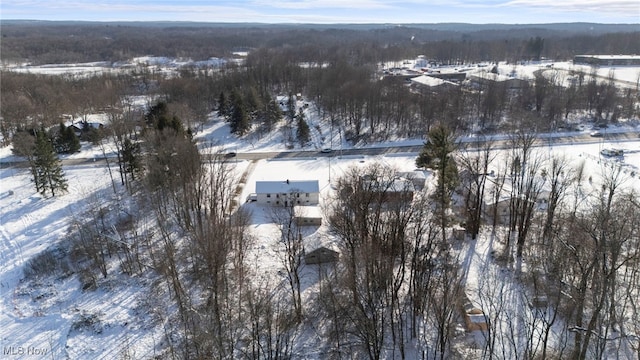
[230,159,258,212]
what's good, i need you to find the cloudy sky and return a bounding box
[1,0,638,24]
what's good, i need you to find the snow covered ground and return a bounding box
[1,129,639,357]
[1,54,639,358]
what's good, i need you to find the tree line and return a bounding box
[2,22,639,66]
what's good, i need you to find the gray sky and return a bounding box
[1,0,638,24]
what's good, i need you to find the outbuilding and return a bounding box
[304,234,339,265]
[294,205,323,226]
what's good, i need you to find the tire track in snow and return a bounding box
[0,224,26,319]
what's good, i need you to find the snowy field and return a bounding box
[1,134,640,357]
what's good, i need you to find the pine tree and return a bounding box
[416,125,458,241]
[265,98,282,131]
[230,94,250,135]
[34,129,68,197]
[121,138,141,183]
[217,91,230,118]
[146,101,170,127]
[296,109,310,147]
[245,86,262,115]
[54,123,81,154]
[287,92,296,123]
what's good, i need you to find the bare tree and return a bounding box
[458,138,496,239]
[270,200,304,322]
[506,131,546,260]
[541,154,574,242]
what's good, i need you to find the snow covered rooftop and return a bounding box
[468,71,518,82]
[255,180,319,194]
[410,74,458,87]
[294,205,322,219]
[575,55,640,60]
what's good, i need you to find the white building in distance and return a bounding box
[255,180,320,206]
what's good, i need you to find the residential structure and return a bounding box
[396,170,428,190]
[255,179,320,206]
[362,176,415,204]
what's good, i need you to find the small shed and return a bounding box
[452,225,466,241]
[304,234,339,265]
[465,309,488,331]
[294,205,322,226]
[459,292,488,332]
[305,247,339,265]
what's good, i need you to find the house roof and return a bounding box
[396,171,427,180]
[364,177,415,193]
[256,180,319,194]
[575,55,640,60]
[468,71,524,84]
[294,205,322,219]
[410,74,458,88]
[303,231,339,253]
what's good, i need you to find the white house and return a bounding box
[255,179,320,206]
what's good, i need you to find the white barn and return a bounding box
[255,180,320,206]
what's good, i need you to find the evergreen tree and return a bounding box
[416,125,458,240]
[245,86,262,115]
[265,98,282,131]
[230,93,250,135]
[34,128,68,197]
[121,138,142,183]
[145,101,170,127]
[144,101,186,137]
[296,109,310,147]
[287,92,296,123]
[217,91,230,118]
[527,36,544,61]
[54,123,81,154]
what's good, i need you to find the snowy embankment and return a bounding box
[0,164,166,358]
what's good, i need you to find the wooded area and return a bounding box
[3,22,640,359]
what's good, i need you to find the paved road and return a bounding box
[2,130,638,169]
[225,130,638,160]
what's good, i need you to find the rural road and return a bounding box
[1,130,638,169]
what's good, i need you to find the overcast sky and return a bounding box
[1,0,638,24]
